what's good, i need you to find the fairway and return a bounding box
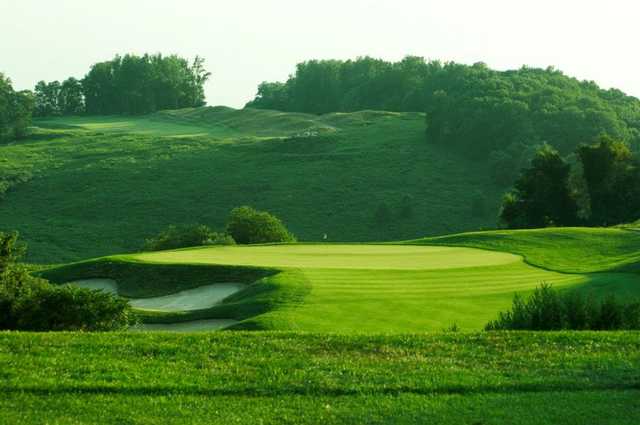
[44,239,640,333]
[132,244,521,269]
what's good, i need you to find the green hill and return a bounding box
[40,227,640,333]
[1,107,500,263]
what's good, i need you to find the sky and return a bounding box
[1,0,639,108]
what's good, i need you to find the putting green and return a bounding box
[132,244,521,270]
[60,242,640,332]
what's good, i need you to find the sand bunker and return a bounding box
[69,279,246,312]
[70,278,118,295]
[68,279,246,331]
[130,283,246,312]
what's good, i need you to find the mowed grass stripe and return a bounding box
[268,264,609,332]
[121,243,640,332]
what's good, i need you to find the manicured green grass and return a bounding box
[34,114,221,137]
[0,106,501,263]
[1,332,638,424]
[42,241,640,332]
[132,244,521,269]
[414,227,640,273]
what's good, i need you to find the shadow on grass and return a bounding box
[3,382,639,398]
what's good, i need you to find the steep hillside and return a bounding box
[0,107,501,263]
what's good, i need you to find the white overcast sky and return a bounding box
[1,0,639,108]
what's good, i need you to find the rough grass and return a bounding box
[1,332,638,424]
[0,106,501,263]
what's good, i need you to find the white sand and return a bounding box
[68,279,247,331]
[69,278,118,295]
[130,283,247,312]
[68,279,246,311]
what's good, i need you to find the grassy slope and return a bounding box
[0,107,501,263]
[1,332,639,424]
[41,238,640,332]
[413,227,640,273]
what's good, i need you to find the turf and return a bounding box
[0,106,501,263]
[41,239,640,332]
[1,332,638,424]
[413,227,640,273]
[132,244,521,269]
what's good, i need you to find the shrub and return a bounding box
[226,206,295,244]
[143,224,235,251]
[0,231,135,331]
[486,283,640,330]
[12,284,134,331]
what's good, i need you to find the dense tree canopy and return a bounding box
[34,53,211,116]
[577,137,640,226]
[34,77,84,116]
[500,137,640,229]
[0,73,33,142]
[247,57,640,158]
[500,145,579,228]
[83,53,210,115]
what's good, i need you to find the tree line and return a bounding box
[34,53,211,116]
[0,73,33,143]
[246,57,640,158]
[500,137,640,228]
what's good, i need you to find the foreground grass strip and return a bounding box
[2,332,639,394]
[1,332,639,424]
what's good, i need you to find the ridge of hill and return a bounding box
[1,107,500,263]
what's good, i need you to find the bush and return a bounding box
[143,224,235,251]
[0,231,134,331]
[486,283,640,330]
[11,284,134,331]
[226,206,295,244]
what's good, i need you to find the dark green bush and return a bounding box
[486,283,640,330]
[226,206,295,244]
[143,224,235,251]
[0,231,134,331]
[11,284,134,331]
